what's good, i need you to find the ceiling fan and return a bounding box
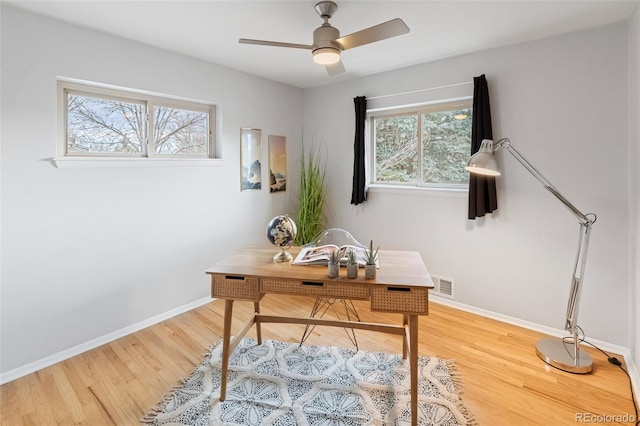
[238,1,410,76]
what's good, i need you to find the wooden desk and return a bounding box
[205,246,433,426]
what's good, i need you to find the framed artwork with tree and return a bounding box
[268,135,286,193]
[240,128,262,191]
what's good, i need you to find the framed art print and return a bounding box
[240,128,262,191]
[268,135,286,193]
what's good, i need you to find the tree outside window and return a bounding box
[63,84,214,158]
[372,100,472,189]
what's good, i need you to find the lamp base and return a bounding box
[535,338,592,374]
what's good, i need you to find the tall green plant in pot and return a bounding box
[294,144,326,245]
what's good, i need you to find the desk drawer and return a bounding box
[212,275,262,301]
[261,279,370,300]
[371,285,428,314]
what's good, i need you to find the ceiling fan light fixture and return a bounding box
[313,47,341,65]
[239,1,410,76]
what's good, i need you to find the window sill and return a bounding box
[367,183,468,197]
[51,157,224,169]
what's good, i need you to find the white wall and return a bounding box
[1,3,635,383]
[304,23,630,346]
[0,6,303,375]
[629,3,640,372]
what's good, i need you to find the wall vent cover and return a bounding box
[431,274,455,299]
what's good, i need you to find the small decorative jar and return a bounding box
[364,264,376,280]
[328,263,340,278]
[328,248,341,278]
[346,249,358,279]
[347,264,358,279]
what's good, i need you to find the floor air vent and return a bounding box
[432,274,455,299]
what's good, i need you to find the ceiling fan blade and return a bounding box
[325,59,346,76]
[336,18,409,50]
[239,38,314,50]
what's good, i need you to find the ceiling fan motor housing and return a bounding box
[313,24,342,52]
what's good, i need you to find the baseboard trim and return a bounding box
[0,296,212,385]
[3,294,638,402]
[430,295,639,399]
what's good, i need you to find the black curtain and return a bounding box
[351,96,367,205]
[468,74,498,219]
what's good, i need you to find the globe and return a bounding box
[266,215,297,262]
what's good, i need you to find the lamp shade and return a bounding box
[313,47,341,65]
[465,139,501,176]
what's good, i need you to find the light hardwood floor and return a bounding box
[0,295,636,425]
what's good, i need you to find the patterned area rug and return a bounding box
[141,338,476,425]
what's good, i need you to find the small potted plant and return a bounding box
[328,248,341,278]
[364,240,379,280]
[346,249,358,279]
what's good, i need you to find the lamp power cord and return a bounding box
[563,326,639,425]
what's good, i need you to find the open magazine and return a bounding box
[292,244,377,267]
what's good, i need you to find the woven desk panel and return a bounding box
[261,279,370,300]
[371,286,428,314]
[212,276,261,301]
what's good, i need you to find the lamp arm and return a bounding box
[493,137,597,363]
[471,137,597,370]
[493,138,593,227]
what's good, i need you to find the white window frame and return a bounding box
[54,80,221,168]
[368,98,472,191]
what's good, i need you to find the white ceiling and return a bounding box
[7,0,638,88]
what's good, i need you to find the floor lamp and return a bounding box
[466,138,596,374]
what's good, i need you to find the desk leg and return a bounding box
[402,314,409,359]
[409,314,418,426]
[254,302,262,345]
[220,299,234,402]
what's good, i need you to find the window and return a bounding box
[370,99,472,189]
[60,82,215,159]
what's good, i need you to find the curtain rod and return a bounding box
[367,81,473,101]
